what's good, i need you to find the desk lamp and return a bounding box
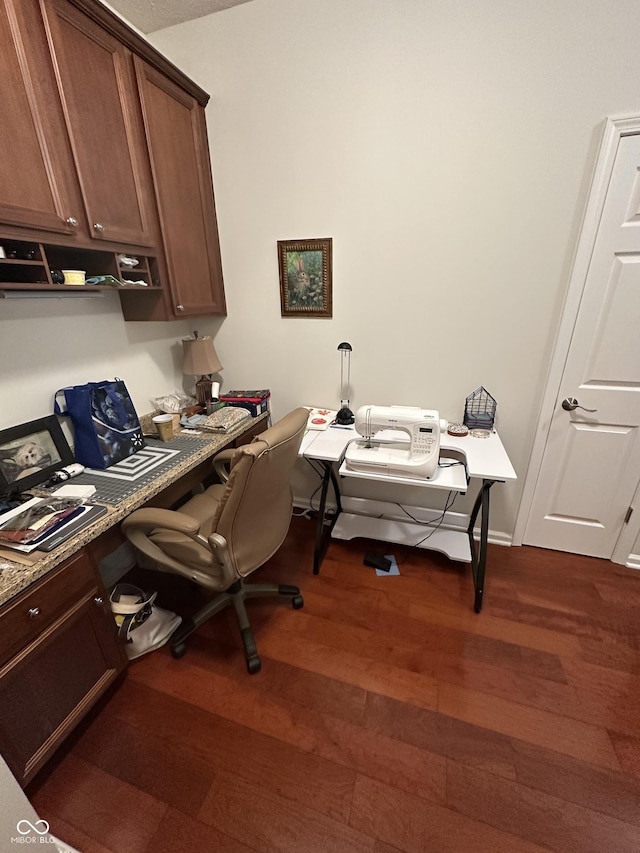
[182,331,222,407]
[335,341,354,425]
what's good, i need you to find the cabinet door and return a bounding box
[0,0,84,235]
[41,0,155,247]
[134,57,226,317]
[0,551,126,787]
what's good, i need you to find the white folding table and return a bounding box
[302,425,516,612]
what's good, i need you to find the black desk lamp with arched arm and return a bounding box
[335,341,354,425]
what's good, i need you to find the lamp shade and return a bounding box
[182,336,222,376]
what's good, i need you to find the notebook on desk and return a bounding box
[36,504,108,552]
[0,503,108,554]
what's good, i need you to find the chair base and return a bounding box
[168,579,303,674]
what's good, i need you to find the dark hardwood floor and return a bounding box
[27,516,640,852]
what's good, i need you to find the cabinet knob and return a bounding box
[176,304,184,312]
[27,607,41,619]
[93,596,104,606]
[93,222,105,233]
[65,216,79,227]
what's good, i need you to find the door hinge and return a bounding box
[624,506,634,524]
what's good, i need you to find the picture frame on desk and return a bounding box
[278,237,332,317]
[0,415,74,495]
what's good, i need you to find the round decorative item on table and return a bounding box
[447,423,469,437]
[470,429,491,439]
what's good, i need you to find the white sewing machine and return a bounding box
[345,405,448,480]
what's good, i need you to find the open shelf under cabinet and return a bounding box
[0,238,160,293]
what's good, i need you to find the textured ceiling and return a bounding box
[108,0,255,33]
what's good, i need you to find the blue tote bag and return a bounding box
[55,379,145,469]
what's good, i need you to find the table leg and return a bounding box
[330,466,343,515]
[313,462,341,575]
[467,479,494,613]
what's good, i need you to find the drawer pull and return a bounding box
[93,596,104,606]
[27,607,41,619]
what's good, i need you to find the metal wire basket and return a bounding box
[464,386,496,430]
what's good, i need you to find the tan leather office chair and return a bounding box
[121,407,309,674]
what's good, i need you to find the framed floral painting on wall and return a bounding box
[277,237,332,317]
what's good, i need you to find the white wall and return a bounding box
[3,0,640,542]
[0,294,213,428]
[147,0,640,538]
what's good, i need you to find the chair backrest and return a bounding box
[123,407,309,584]
[212,406,309,576]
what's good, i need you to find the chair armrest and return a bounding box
[212,448,236,484]
[122,508,222,587]
[122,507,200,535]
[207,532,238,587]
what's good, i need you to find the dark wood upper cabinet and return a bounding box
[41,0,156,247]
[0,0,85,235]
[133,57,226,318]
[0,0,226,318]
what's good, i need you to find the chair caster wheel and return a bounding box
[291,595,304,610]
[170,642,187,659]
[247,656,261,675]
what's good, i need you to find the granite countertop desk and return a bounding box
[0,413,270,609]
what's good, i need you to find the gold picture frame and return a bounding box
[278,237,332,317]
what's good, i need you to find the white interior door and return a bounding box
[524,128,640,558]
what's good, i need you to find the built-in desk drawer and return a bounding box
[0,548,127,787]
[0,551,95,668]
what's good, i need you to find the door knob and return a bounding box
[561,397,598,413]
